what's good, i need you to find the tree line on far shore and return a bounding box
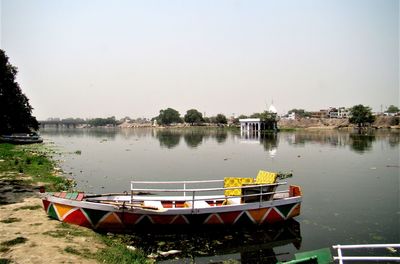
[1,48,398,134]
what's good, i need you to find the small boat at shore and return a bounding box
[41,170,302,231]
[278,244,400,263]
[0,133,43,144]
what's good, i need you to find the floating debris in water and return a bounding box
[158,249,181,257]
[387,247,397,253]
[126,245,136,251]
[147,253,158,259]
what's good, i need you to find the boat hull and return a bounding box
[42,195,301,232]
[0,134,43,144]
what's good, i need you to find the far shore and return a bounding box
[41,116,399,130]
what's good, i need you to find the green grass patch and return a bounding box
[63,245,93,257]
[0,143,72,191]
[13,205,42,211]
[0,217,22,224]
[94,234,148,264]
[43,222,91,239]
[1,236,28,247]
[64,246,82,255]
[96,237,148,264]
[0,246,10,253]
[0,258,12,264]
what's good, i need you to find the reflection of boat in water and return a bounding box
[41,171,302,230]
[129,219,302,263]
[0,133,43,144]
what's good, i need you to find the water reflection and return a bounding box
[155,130,182,149]
[214,130,228,144]
[40,127,399,154]
[349,132,376,153]
[261,133,279,154]
[240,132,279,158]
[284,130,350,147]
[121,220,301,263]
[40,127,118,139]
[154,128,228,149]
[183,132,204,148]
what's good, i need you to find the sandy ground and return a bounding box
[0,173,102,264]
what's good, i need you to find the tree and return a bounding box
[156,108,182,125]
[215,114,227,124]
[184,109,204,125]
[250,111,278,130]
[88,116,118,127]
[349,104,375,127]
[0,49,39,134]
[387,105,399,113]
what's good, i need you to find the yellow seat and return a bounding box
[255,170,277,184]
[224,177,253,196]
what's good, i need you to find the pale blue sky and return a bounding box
[1,0,399,119]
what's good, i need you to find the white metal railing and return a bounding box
[333,244,400,264]
[130,179,288,210]
[131,179,224,198]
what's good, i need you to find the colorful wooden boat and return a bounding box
[41,170,302,232]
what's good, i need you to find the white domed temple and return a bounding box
[239,103,278,132]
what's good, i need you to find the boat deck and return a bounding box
[86,192,291,210]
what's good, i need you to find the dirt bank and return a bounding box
[0,172,102,264]
[278,116,400,129]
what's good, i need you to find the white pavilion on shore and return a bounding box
[239,103,278,132]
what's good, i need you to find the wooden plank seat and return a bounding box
[143,200,163,209]
[184,200,210,209]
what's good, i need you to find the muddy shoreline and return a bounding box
[0,143,147,264]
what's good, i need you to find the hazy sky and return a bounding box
[1,0,399,120]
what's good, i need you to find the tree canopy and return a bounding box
[0,49,39,134]
[387,105,399,113]
[214,114,227,124]
[349,104,375,127]
[250,111,278,130]
[156,108,182,125]
[184,109,204,125]
[88,116,118,127]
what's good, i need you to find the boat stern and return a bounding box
[288,185,302,218]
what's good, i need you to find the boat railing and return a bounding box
[333,244,400,264]
[130,180,288,209]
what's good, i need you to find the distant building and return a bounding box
[328,107,350,118]
[384,112,400,117]
[288,112,296,120]
[310,110,328,119]
[239,118,263,132]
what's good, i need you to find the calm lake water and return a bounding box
[40,128,399,263]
